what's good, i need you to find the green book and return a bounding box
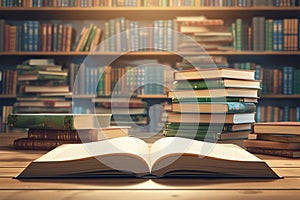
[79,24,95,52]
[165,123,251,132]
[84,24,97,51]
[8,114,111,130]
[171,102,256,114]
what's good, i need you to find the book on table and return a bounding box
[16,136,280,178]
[8,113,112,130]
[253,122,300,135]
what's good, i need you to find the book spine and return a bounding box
[8,114,77,130]
[14,138,80,150]
[27,129,97,141]
[226,102,256,113]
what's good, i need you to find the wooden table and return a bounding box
[1,131,300,200]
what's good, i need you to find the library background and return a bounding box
[0,0,300,155]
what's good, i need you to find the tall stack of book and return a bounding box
[15,58,71,113]
[245,122,300,158]
[164,68,260,146]
[176,16,234,52]
[8,113,128,150]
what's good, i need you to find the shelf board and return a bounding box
[260,94,300,99]
[0,51,299,56]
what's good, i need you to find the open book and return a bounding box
[16,137,279,178]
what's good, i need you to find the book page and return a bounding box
[35,137,151,173]
[149,137,262,171]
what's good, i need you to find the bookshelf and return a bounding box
[1,1,300,132]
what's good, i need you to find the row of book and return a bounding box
[232,17,299,51]
[1,0,300,7]
[0,69,17,95]
[101,18,176,52]
[70,60,173,96]
[1,16,300,52]
[0,20,76,52]
[261,66,300,95]
[199,0,300,7]
[256,105,300,122]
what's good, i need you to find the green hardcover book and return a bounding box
[165,123,252,132]
[84,24,97,51]
[79,24,95,52]
[8,113,111,130]
[235,19,243,51]
[171,102,256,114]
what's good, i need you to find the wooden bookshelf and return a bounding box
[1,3,300,122]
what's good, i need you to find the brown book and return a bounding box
[243,139,300,150]
[257,134,300,143]
[14,138,80,150]
[254,122,300,135]
[27,129,98,141]
[246,147,300,158]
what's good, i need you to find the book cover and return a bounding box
[8,114,112,130]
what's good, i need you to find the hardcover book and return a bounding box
[8,114,112,130]
[16,137,279,178]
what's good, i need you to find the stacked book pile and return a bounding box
[245,122,300,158]
[15,58,71,113]
[164,67,261,146]
[8,113,128,150]
[176,16,234,52]
[95,98,148,134]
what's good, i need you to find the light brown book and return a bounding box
[254,122,300,135]
[246,147,300,158]
[244,139,300,150]
[174,68,255,81]
[249,134,300,143]
[167,112,255,124]
[15,137,279,178]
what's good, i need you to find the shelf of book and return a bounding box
[1,7,300,11]
[1,1,300,125]
[0,51,300,56]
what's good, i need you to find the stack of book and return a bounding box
[176,16,234,52]
[15,58,71,113]
[245,122,300,158]
[8,113,129,150]
[164,68,261,146]
[95,98,148,134]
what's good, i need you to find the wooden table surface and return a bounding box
[1,131,300,200]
